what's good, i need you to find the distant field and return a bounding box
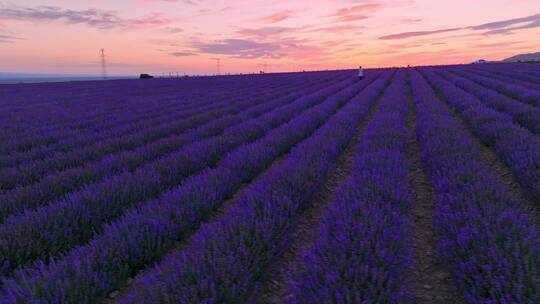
[0,64,539,303]
[0,72,135,84]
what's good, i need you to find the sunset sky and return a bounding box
[1,0,539,75]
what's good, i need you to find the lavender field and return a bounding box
[0,64,539,303]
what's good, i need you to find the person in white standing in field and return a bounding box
[358,66,364,80]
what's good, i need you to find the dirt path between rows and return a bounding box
[403,74,460,303]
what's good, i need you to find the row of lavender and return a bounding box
[0,72,337,143]
[457,63,540,93]
[0,74,346,222]
[0,71,386,302]
[0,76,282,151]
[430,67,540,134]
[0,73,349,180]
[0,72,368,276]
[0,81,279,168]
[0,72,342,175]
[420,67,540,200]
[0,73,346,208]
[410,68,540,302]
[444,63,540,108]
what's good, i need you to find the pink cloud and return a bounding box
[0,34,24,43]
[191,38,283,59]
[401,17,422,24]
[330,3,383,22]
[379,27,462,40]
[258,11,293,24]
[320,40,348,47]
[379,13,540,40]
[141,0,202,4]
[237,26,296,38]
[0,5,172,29]
[309,24,364,33]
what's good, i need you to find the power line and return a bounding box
[211,58,221,75]
[100,49,108,80]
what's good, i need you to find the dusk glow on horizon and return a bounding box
[1,0,539,75]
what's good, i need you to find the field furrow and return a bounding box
[403,71,460,303]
